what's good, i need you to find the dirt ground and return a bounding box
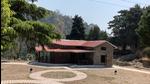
[65,69,150,84]
[1,64,54,80]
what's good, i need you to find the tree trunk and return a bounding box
[17,37,23,59]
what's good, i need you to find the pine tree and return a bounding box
[67,15,85,40]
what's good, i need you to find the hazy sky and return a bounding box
[35,0,150,34]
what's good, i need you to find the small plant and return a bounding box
[26,54,35,61]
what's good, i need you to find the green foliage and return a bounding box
[87,25,108,40]
[1,27,17,52]
[136,6,150,47]
[2,0,61,57]
[108,4,143,50]
[9,0,51,20]
[1,0,16,52]
[99,31,108,40]
[1,0,14,27]
[9,17,22,26]
[87,25,100,40]
[142,47,150,58]
[27,21,61,45]
[13,22,33,38]
[13,21,61,53]
[67,15,85,40]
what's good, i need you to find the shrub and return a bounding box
[142,47,150,58]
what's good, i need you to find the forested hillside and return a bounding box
[40,11,97,39]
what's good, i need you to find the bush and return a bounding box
[142,47,150,58]
[113,59,131,66]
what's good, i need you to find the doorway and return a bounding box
[101,55,106,63]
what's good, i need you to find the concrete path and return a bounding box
[2,62,68,69]
[113,65,150,74]
[29,69,87,82]
[2,62,28,65]
[1,80,62,84]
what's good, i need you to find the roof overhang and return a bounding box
[45,49,95,53]
[35,46,95,53]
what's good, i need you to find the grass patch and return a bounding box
[41,71,76,79]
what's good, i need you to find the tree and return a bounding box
[87,25,100,40]
[2,0,61,58]
[67,15,85,40]
[13,21,61,55]
[108,4,143,51]
[87,25,108,40]
[99,31,108,40]
[136,6,150,47]
[1,0,16,52]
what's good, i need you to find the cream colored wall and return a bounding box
[93,42,114,67]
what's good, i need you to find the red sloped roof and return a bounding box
[52,39,106,47]
[35,39,117,52]
[52,40,86,46]
[82,40,106,47]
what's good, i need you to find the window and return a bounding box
[101,47,106,50]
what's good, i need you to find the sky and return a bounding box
[35,0,150,34]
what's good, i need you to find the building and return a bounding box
[35,39,117,67]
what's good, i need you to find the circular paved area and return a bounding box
[29,69,87,82]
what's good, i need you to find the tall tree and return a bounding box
[67,15,85,40]
[108,4,143,51]
[136,6,150,47]
[87,25,100,40]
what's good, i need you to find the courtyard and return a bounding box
[1,62,150,84]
